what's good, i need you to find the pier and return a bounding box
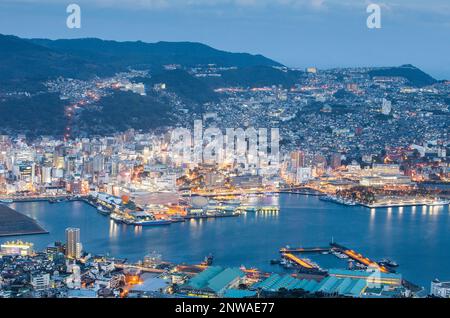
[330,242,390,273]
[280,247,330,253]
[236,206,280,213]
[281,253,317,270]
[279,243,392,274]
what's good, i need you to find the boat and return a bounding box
[379,258,399,268]
[320,195,357,206]
[333,252,349,259]
[49,198,65,204]
[201,254,214,266]
[122,218,135,225]
[134,219,172,226]
[110,213,125,223]
[220,199,241,206]
[426,199,450,207]
[0,199,13,203]
[97,206,111,215]
[170,216,186,223]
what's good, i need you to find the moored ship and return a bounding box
[426,199,450,207]
[134,219,172,226]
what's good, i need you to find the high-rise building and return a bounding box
[296,167,312,184]
[330,153,342,170]
[41,166,52,184]
[65,228,82,260]
[290,151,304,171]
[31,273,50,291]
[431,279,450,298]
[381,98,392,115]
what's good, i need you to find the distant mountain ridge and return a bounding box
[368,64,437,87]
[30,37,282,69]
[0,34,281,81]
[0,33,285,92]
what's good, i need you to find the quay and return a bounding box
[280,247,330,253]
[184,214,239,220]
[0,195,87,203]
[330,242,390,273]
[361,200,449,209]
[281,253,317,270]
[114,263,166,274]
[237,206,280,213]
[279,242,392,273]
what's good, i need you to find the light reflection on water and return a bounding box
[2,195,450,290]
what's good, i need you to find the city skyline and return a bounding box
[0,0,449,79]
[0,0,449,302]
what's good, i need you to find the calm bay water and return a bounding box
[2,194,450,290]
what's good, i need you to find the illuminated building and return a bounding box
[372,164,400,175]
[0,240,34,256]
[359,175,413,187]
[330,153,342,170]
[296,167,312,184]
[13,161,35,182]
[31,273,51,291]
[381,98,392,115]
[65,228,82,260]
[290,151,304,171]
[431,279,450,298]
[41,166,52,184]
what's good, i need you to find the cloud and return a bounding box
[4,0,327,10]
[4,0,450,16]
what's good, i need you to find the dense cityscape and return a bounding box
[0,62,449,299]
[0,0,449,304]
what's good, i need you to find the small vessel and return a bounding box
[333,252,349,259]
[122,218,136,225]
[97,206,111,215]
[170,216,186,223]
[0,199,13,203]
[201,254,214,266]
[110,213,124,223]
[270,259,281,265]
[320,195,357,206]
[49,198,65,204]
[379,258,399,268]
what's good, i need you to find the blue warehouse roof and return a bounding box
[184,266,245,294]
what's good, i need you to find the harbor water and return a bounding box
[2,194,450,290]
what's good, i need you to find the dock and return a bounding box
[330,242,390,273]
[281,253,317,269]
[280,247,330,253]
[236,206,279,213]
[279,242,393,274]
